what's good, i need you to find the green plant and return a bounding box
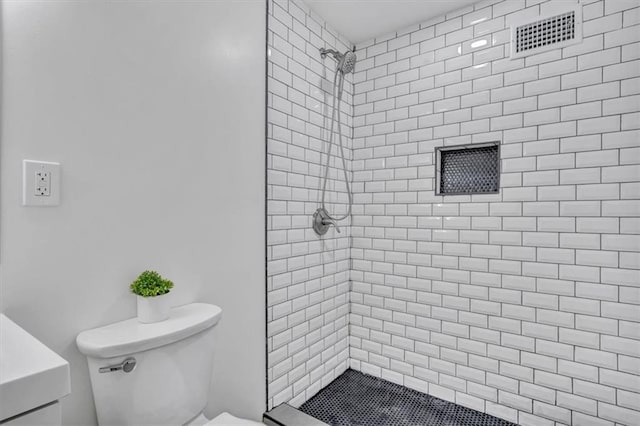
[130,270,174,297]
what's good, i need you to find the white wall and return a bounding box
[266,0,352,409]
[0,1,265,424]
[350,0,640,424]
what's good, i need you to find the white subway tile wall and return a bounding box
[350,0,640,424]
[269,0,640,424]
[267,0,353,410]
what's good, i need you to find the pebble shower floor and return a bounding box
[299,370,516,426]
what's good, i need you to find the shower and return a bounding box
[312,47,356,236]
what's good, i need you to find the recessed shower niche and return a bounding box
[435,142,500,196]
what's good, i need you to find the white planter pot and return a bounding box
[137,294,170,323]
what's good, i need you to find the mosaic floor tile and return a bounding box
[299,369,516,426]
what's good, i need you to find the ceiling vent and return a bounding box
[510,5,582,59]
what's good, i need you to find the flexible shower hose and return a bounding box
[320,63,353,222]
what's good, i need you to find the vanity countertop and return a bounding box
[0,314,70,421]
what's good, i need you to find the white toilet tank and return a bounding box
[76,303,222,425]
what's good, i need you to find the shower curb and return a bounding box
[263,403,329,426]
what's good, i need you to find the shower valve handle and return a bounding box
[323,217,341,233]
[313,208,341,235]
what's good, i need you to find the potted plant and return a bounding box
[130,270,174,323]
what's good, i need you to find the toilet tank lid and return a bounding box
[76,303,222,358]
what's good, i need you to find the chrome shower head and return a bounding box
[339,50,357,74]
[320,47,357,74]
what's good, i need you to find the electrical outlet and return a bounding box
[23,160,61,206]
[35,171,51,196]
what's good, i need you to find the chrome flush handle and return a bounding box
[99,357,137,373]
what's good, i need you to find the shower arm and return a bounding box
[320,47,356,64]
[319,48,341,61]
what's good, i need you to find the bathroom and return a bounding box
[0,0,638,425]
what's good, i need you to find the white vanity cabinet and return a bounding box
[0,315,70,425]
[1,402,61,425]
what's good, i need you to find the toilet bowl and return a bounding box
[76,303,262,425]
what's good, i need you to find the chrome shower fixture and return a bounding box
[319,47,357,74]
[313,46,357,236]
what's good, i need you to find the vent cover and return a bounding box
[510,5,582,59]
[436,142,500,196]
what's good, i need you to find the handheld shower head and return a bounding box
[319,47,357,74]
[339,50,357,74]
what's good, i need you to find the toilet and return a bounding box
[76,303,263,425]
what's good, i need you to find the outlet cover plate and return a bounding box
[23,160,61,206]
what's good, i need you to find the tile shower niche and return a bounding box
[436,142,501,195]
